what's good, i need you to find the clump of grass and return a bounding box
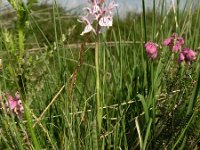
[0,0,200,149]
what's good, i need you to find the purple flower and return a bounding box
[5,92,24,118]
[79,0,118,35]
[163,33,184,52]
[145,42,158,59]
[178,53,185,64]
[178,48,197,65]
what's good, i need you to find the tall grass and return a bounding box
[0,0,200,149]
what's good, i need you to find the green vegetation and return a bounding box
[0,0,200,149]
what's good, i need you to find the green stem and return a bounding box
[142,0,147,43]
[18,27,24,67]
[151,63,155,130]
[95,37,102,130]
[187,65,200,115]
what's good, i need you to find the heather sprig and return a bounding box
[163,33,184,52]
[178,48,197,65]
[0,92,24,118]
[145,42,158,59]
[145,33,198,65]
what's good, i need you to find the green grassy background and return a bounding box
[0,0,200,149]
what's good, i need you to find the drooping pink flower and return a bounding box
[178,48,197,65]
[178,53,185,64]
[5,92,24,118]
[79,0,118,35]
[186,50,197,61]
[163,33,184,52]
[145,42,158,59]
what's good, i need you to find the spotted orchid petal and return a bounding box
[107,0,118,13]
[99,16,113,27]
[79,0,118,35]
[79,17,96,35]
[80,24,96,35]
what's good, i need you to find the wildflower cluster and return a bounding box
[78,0,118,35]
[163,33,184,52]
[178,48,197,65]
[145,33,198,65]
[0,92,24,118]
[145,42,158,59]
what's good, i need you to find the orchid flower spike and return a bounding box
[79,0,118,35]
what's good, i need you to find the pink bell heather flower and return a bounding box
[178,48,197,65]
[178,53,185,64]
[79,0,118,35]
[163,33,184,52]
[145,42,158,59]
[5,92,24,118]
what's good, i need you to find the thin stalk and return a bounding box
[152,0,156,40]
[25,105,41,149]
[18,22,26,95]
[187,65,200,115]
[177,0,180,24]
[95,36,102,130]
[151,63,156,132]
[18,28,24,66]
[142,0,147,42]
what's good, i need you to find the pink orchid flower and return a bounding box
[99,15,113,27]
[86,0,102,20]
[79,0,118,35]
[78,17,96,35]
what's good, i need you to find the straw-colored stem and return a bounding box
[18,28,24,67]
[95,37,102,130]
